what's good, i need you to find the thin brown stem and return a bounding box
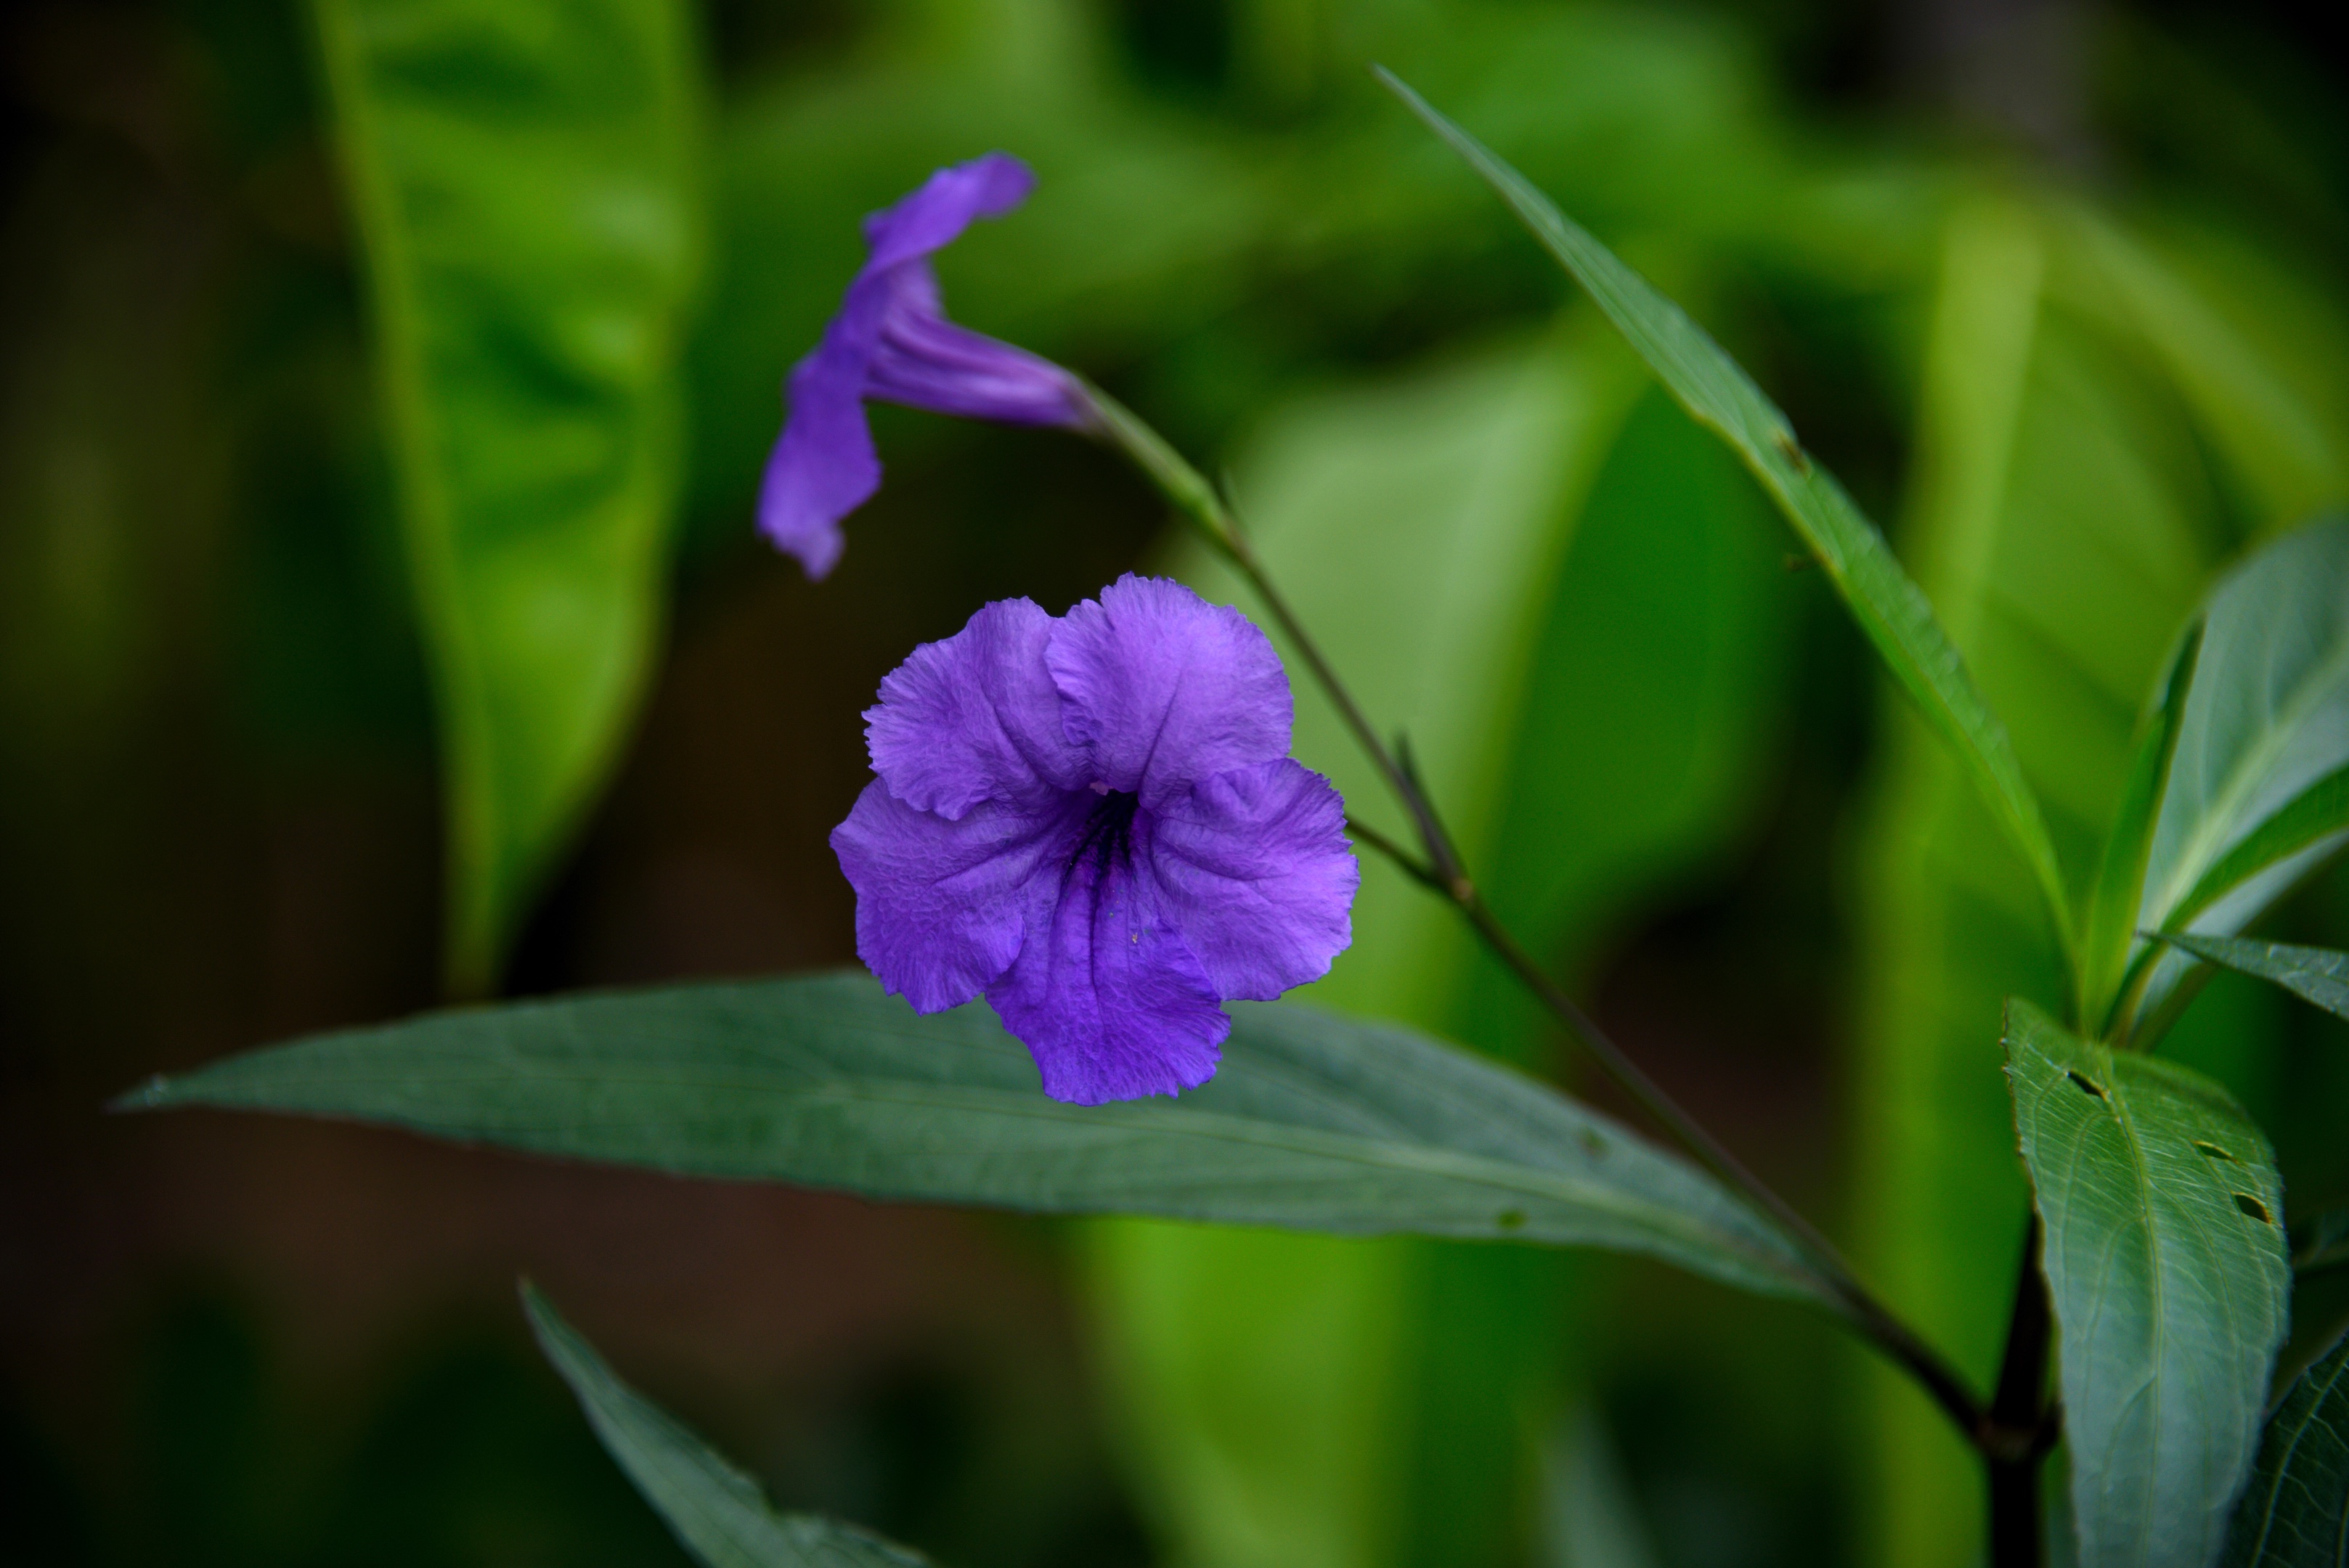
[1438,859,1987,1441]
[1343,816,1443,891]
[1277,565,1988,1442]
[1088,385,1991,1445]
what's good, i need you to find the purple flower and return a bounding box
[832,576,1359,1104]
[760,152,1096,579]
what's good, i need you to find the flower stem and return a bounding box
[1986,1215,2061,1567]
[1089,385,1990,1444]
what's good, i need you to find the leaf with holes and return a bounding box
[2220,1327,2349,1568]
[2124,518,2349,1040]
[526,1284,931,1567]
[1375,66,2073,959]
[118,970,1833,1307]
[2006,1000,2292,1568]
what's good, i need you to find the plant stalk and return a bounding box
[1985,1214,2060,1567]
[1090,386,1991,1444]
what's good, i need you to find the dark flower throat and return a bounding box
[1067,788,1141,881]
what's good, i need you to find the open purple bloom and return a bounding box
[832,576,1359,1104]
[760,152,1095,579]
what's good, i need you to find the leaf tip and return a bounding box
[519,1278,566,1347]
[106,1074,175,1114]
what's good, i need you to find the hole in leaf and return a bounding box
[2065,1071,2106,1100]
[1496,1209,1527,1231]
[2234,1194,2274,1224]
[2194,1140,2238,1162]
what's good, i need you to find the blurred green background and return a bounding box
[7,1,2349,1565]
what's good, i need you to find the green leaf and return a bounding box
[2006,1000,2292,1568]
[2126,519,2349,1037]
[2170,765,2349,938]
[2158,933,2349,1023]
[524,1283,931,1567]
[1542,1403,1664,1568]
[1848,193,2228,1568]
[121,970,1833,1306]
[314,0,707,992]
[2219,1326,2349,1568]
[1375,66,2075,963]
[2086,624,2202,1028]
[2061,214,2349,530]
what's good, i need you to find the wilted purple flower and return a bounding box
[760,152,1095,579]
[832,576,1359,1104]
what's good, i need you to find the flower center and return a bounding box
[1067,787,1141,879]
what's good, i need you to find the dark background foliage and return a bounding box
[4,2,2347,1566]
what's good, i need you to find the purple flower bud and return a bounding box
[759,152,1095,579]
[832,576,1359,1103]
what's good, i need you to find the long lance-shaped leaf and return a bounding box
[315,0,705,992]
[2125,518,2349,1039]
[2159,933,2349,1024]
[1374,66,2074,965]
[2006,1000,2292,1568]
[117,971,1833,1307]
[525,1283,931,1567]
[2220,1327,2349,1568]
[2087,624,2204,1029]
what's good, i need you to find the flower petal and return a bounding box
[866,261,1093,428]
[1046,575,1292,810]
[831,782,1075,1013]
[1149,759,1358,999]
[861,152,1035,270]
[757,152,1044,579]
[989,812,1228,1103]
[757,324,880,579]
[865,597,1086,818]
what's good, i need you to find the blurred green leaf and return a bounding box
[2125,520,2349,1037]
[1398,383,1795,1568]
[2061,215,2349,528]
[1102,332,1645,1568]
[2220,1327,2349,1567]
[2006,1000,2290,1568]
[1096,324,1789,1568]
[1377,68,2076,963]
[524,1284,931,1568]
[123,970,1832,1304]
[314,0,707,991]
[2158,933,2349,1021]
[1849,193,2256,1568]
[1541,1404,1662,1568]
